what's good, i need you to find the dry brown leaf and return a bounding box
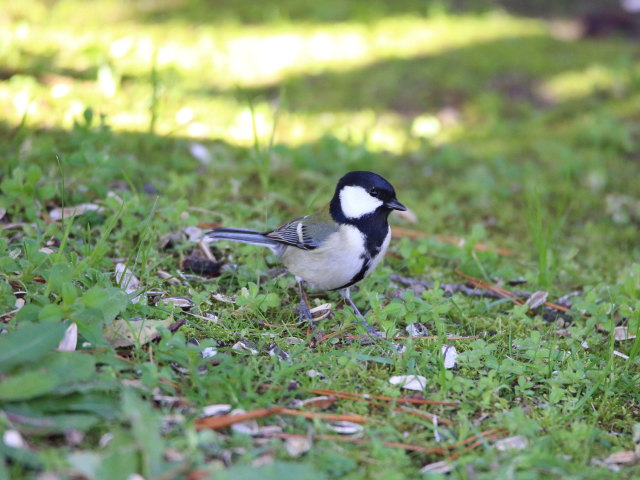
[195,407,369,431]
[604,450,638,465]
[291,396,338,411]
[103,317,174,348]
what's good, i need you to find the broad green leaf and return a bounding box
[44,352,96,385]
[122,390,164,478]
[38,303,64,322]
[81,287,129,324]
[67,451,103,479]
[0,322,66,373]
[0,442,42,470]
[218,462,326,480]
[46,263,73,295]
[0,370,62,401]
[29,393,119,419]
[97,448,139,480]
[0,352,97,401]
[3,408,99,434]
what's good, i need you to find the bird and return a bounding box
[207,171,406,334]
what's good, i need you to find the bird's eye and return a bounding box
[369,188,379,197]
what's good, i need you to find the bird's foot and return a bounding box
[352,318,381,338]
[296,302,315,326]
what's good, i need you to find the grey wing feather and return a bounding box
[265,214,336,250]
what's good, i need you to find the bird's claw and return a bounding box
[353,318,382,338]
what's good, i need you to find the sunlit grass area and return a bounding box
[1,0,639,478]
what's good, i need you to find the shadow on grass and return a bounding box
[132,0,620,26]
[196,34,636,116]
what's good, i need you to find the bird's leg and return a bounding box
[296,277,314,325]
[340,288,380,337]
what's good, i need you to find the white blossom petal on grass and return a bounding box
[614,326,637,341]
[201,346,218,358]
[229,409,259,435]
[614,350,629,360]
[326,421,363,435]
[58,323,78,352]
[442,344,458,369]
[202,404,232,417]
[525,290,548,309]
[189,142,212,165]
[309,303,332,320]
[115,263,141,304]
[406,322,429,337]
[266,343,290,361]
[389,375,427,391]
[212,292,237,304]
[49,203,103,221]
[184,226,205,242]
[494,435,529,451]
[159,296,194,310]
[420,460,452,474]
[3,430,26,449]
[232,340,259,355]
[285,435,312,457]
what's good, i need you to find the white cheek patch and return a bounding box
[339,185,383,219]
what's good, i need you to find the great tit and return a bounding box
[207,171,406,334]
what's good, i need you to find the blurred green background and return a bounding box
[2,1,640,479]
[2,0,639,285]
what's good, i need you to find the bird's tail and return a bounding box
[207,227,282,251]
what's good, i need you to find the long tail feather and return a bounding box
[207,227,282,250]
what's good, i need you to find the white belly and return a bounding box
[281,225,390,291]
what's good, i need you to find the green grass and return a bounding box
[1,1,640,479]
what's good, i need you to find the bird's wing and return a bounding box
[264,211,337,250]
